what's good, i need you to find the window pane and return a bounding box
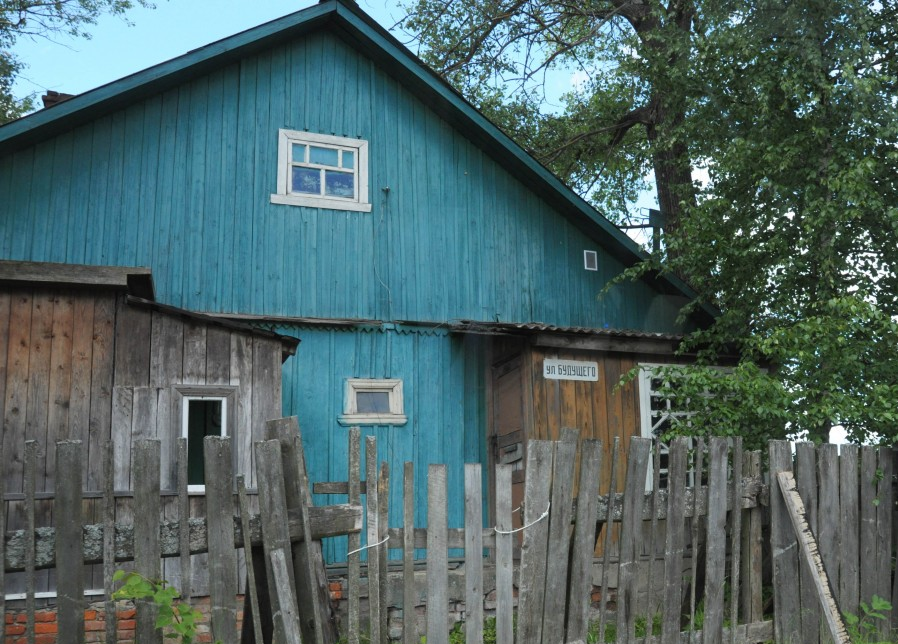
[186,400,223,486]
[292,167,321,195]
[342,150,354,169]
[325,170,355,198]
[291,143,306,163]
[357,391,390,413]
[310,146,339,166]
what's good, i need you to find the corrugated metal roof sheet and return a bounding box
[448,319,684,342]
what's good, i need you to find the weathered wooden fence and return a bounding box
[3,429,898,644]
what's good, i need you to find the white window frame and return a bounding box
[583,250,598,271]
[174,385,238,493]
[638,364,695,491]
[338,378,407,426]
[270,129,371,212]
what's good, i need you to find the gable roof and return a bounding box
[0,0,714,326]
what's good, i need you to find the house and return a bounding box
[0,0,712,564]
[0,259,298,595]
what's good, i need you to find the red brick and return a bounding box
[5,624,25,636]
[34,622,57,634]
[117,619,136,630]
[33,634,56,644]
[5,614,13,625]
[84,620,105,632]
[83,610,98,621]
[34,612,56,623]
[116,608,136,620]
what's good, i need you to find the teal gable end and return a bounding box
[0,0,712,565]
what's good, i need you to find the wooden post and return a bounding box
[403,461,418,644]
[204,436,238,644]
[465,463,484,644]
[348,428,362,644]
[494,464,514,644]
[795,442,820,643]
[366,436,384,644]
[426,464,449,644]
[838,444,859,614]
[661,438,688,644]
[702,437,729,644]
[740,450,764,625]
[56,440,85,644]
[103,440,117,644]
[133,439,162,644]
[237,475,265,644]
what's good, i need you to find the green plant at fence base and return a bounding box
[844,595,895,644]
[112,570,222,644]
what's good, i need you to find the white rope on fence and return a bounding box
[346,534,390,557]
[494,502,551,535]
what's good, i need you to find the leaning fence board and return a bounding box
[616,437,652,644]
[56,441,84,644]
[133,439,162,644]
[769,440,801,644]
[255,439,294,644]
[541,429,577,644]
[494,464,513,644]
[204,436,238,644]
[565,438,602,644]
[465,463,483,644]
[427,464,449,644]
[661,438,688,644]
[270,547,304,644]
[777,471,850,644]
[516,440,554,644]
[702,437,729,644]
[238,475,264,644]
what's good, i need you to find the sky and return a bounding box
[10,0,405,99]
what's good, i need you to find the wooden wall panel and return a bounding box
[86,295,115,491]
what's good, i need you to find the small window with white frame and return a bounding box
[174,386,238,493]
[338,378,406,426]
[270,129,371,212]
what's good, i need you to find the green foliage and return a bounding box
[0,0,153,124]
[844,595,895,644]
[111,570,218,644]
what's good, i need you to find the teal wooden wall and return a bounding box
[0,29,684,333]
[278,324,487,562]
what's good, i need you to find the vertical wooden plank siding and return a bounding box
[4,292,32,495]
[269,548,305,644]
[770,440,801,644]
[494,464,514,644]
[616,437,651,644]
[702,437,729,644]
[55,441,84,644]
[426,464,449,644]
[838,444,859,613]
[204,436,238,644]
[464,463,483,644]
[565,439,602,644]
[87,294,115,491]
[541,429,577,644]
[133,439,162,644]
[661,438,688,644]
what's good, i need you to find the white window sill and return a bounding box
[270,193,372,212]
[337,414,407,426]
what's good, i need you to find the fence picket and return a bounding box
[875,447,893,635]
[859,446,878,610]
[660,438,688,644]
[103,440,117,644]
[365,436,384,644]
[516,440,554,644]
[237,475,264,644]
[403,462,418,644]
[740,450,763,625]
[703,437,729,644]
[204,436,238,644]
[465,463,483,644]
[770,439,801,644]
[24,440,37,643]
[597,437,621,644]
[838,444,859,614]
[565,438,602,644]
[56,441,84,644]
[494,464,514,644]
[616,437,652,644]
[426,464,449,644]
[348,428,362,644]
[688,438,705,639]
[795,442,820,644]
[377,462,390,644]
[133,438,162,644]
[817,443,840,635]
[728,437,743,644]
[177,437,191,602]
[542,429,578,644]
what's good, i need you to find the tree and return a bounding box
[402,0,898,446]
[0,0,151,123]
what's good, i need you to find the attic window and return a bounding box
[338,378,406,426]
[584,250,598,271]
[271,129,371,212]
